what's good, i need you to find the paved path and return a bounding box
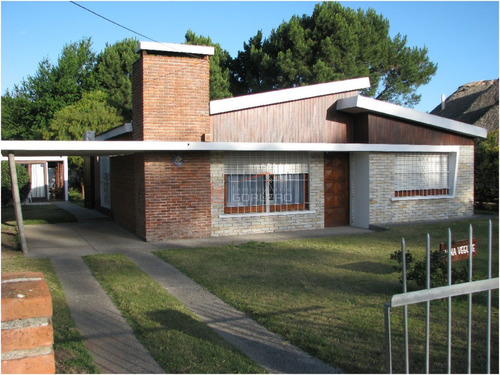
[24,202,361,373]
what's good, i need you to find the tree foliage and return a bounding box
[230,2,437,107]
[1,162,31,207]
[44,90,123,141]
[475,130,499,209]
[1,38,99,140]
[96,38,139,121]
[184,30,232,100]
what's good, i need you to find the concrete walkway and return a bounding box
[23,202,369,373]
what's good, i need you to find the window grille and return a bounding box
[394,153,450,197]
[224,152,310,214]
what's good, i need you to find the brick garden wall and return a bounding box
[368,146,474,225]
[1,272,55,374]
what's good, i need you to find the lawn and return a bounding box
[1,204,98,374]
[2,204,76,225]
[155,218,499,373]
[83,254,264,373]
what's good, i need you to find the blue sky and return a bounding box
[1,1,498,112]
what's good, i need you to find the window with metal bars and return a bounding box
[394,153,451,197]
[224,152,310,214]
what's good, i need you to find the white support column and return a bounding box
[63,156,69,201]
[44,162,50,201]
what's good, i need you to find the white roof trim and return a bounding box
[136,41,214,56]
[210,77,371,115]
[0,156,68,162]
[337,95,487,139]
[1,140,461,157]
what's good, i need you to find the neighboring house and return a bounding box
[431,79,499,132]
[1,156,69,202]
[84,42,487,241]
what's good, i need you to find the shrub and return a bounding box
[1,161,31,206]
[475,130,499,210]
[390,248,469,289]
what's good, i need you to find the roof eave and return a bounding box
[337,96,488,139]
[0,140,462,157]
[210,77,371,115]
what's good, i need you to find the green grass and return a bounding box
[1,204,76,225]
[83,253,265,374]
[1,224,99,374]
[154,218,499,373]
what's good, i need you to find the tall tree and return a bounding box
[1,38,98,140]
[184,30,232,100]
[44,90,123,141]
[44,89,123,192]
[231,2,437,107]
[229,31,273,95]
[96,38,139,122]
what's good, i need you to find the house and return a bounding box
[1,156,68,202]
[83,41,487,241]
[431,79,499,132]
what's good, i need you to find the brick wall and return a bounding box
[132,51,211,142]
[2,272,55,374]
[143,152,211,241]
[368,146,475,225]
[210,152,325,236]
[110,154,145,238]
[113,47,213,241]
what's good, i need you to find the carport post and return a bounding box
[8,153,28,254]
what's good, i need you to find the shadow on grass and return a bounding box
[335,261,394,274]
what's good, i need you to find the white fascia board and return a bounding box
[0,155,68,162]
[136,41,214,56]
[1,140,460,157]
[337,95,488,139]
[210,77,371,115]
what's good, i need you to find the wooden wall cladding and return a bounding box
[364,114,474,146]
[211,92,357,143]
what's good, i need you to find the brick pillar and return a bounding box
[1,272,55,374]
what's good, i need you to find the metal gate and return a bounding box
[384,220,498,373]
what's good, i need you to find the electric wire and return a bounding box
[69,1,212,84]
[70,1,159,43]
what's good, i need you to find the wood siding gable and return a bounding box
[354,114,474,146]
[210,91,358,143]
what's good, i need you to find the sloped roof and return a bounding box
[431,79,499,132]
[337,95,487,138]
[210,77,370,114]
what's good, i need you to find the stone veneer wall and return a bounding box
[211,152,325,236]
[369,146,474,225]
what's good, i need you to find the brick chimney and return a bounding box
[132,42,214,141]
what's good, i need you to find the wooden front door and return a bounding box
[324,153,350,227]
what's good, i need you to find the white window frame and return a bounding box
[392,152,458,201]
